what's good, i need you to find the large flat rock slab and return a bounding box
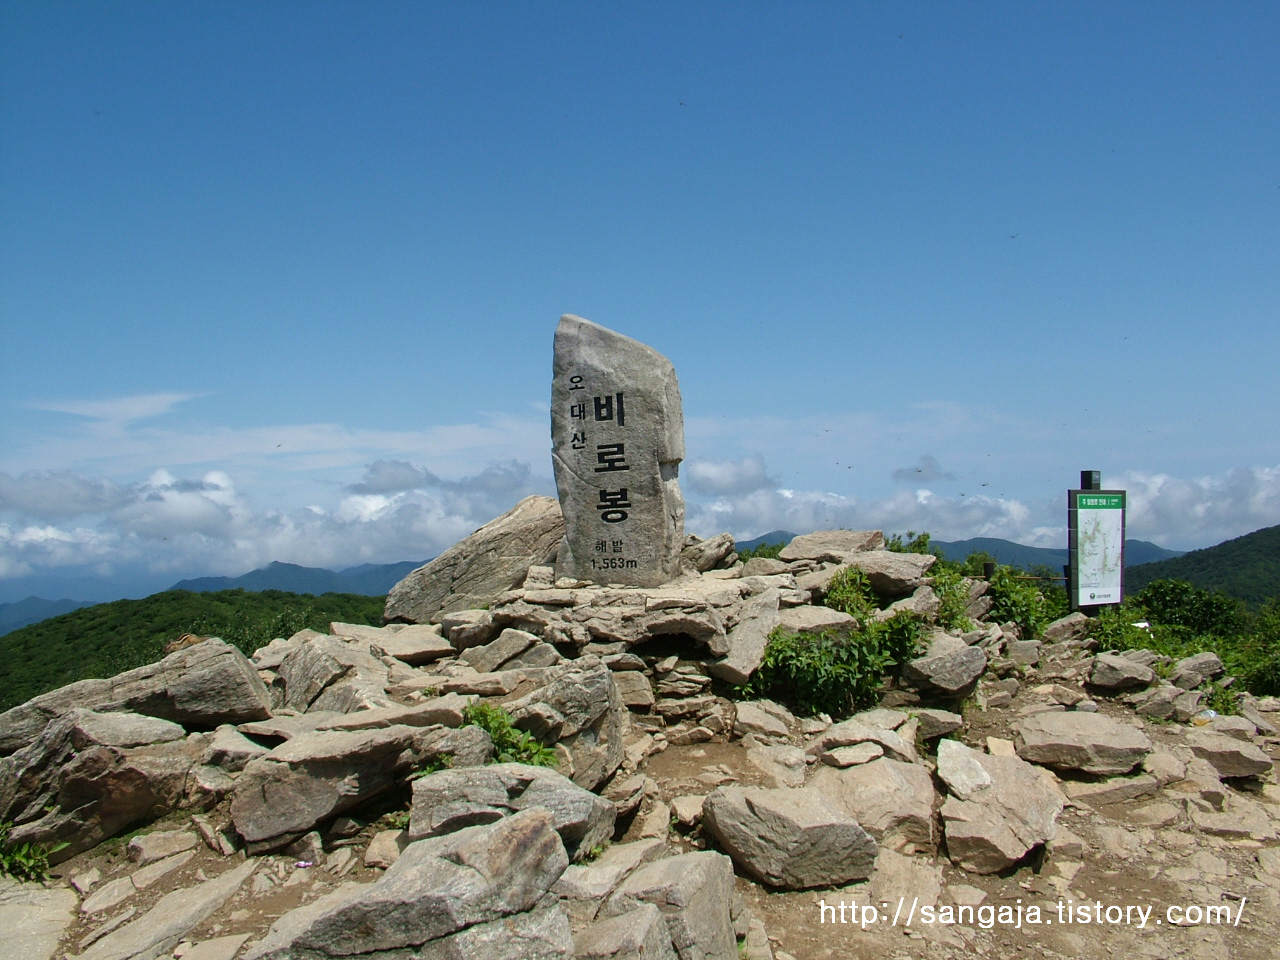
[0,878,78,960]
[384,495,564,624]
[551,315,685,587]
[1013,711,1151,775]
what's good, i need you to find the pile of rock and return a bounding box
[3,510,1278,960]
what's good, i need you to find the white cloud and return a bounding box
[1117,466,1280,549]
[28,393,201,425]
[684,457,776,496]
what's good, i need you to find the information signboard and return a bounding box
[1068,490,1126,608]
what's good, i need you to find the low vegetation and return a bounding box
[459,702,559,768]
[0,820,66,882]
[0,589,386,712]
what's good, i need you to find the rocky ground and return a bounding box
[4,517,1279,960]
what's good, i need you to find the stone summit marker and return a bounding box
[551,314,685,586]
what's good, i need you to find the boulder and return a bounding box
[702,785,877,889]
[1013,712,1151,775]
[1171,651,1225,689]
[365,624,456,665]
[936,739,1063,874]
[384,495,565,624]
[1041,612,1091,645]
[841,551,937,597]
[575,903,677,960]
[1088,653,1156,691]
[244,809,573,960]
[682,533,737,572]
[775,605,857,634]
[503,656,626,790]
[409,762,615,861]
[809,758,936,853]
[603,851,737,960]
[551,315,685,587]
[902,635,987,698]
[707,588,781,685]
[277,635,392,714]
[778,531,884,562]
[230,725,431,847]
[0,639,271,756]
[460,627,539,674]
[0,709,203,862]
[1186,729,1274,779]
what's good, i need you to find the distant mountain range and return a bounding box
[171,560,426,597]
[0,596,97,636]
[0,560,426,637]
[734,530,1182,571]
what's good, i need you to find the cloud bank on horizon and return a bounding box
[2,391,1277,598]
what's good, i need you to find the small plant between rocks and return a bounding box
[460,702,559,768]
[0,820,67,883]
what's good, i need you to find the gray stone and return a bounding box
[0,640,270,756]
[733,701,790,740]
[551,315,685,587]
[682,533,736,572]
[503,656,626,790]
[937,740,1063,874]
[553,838,668,923]
[778,531,884,562]
[366,624,456,665]
[914,708,964,740]
[1171,651,1225,689]
[740,557,788,577]
[245,809,571,960]
[202,724,270,772]
[1187,729,1274,779]
[439,609,497,649]
[702,785,877,889]
[612,671,655,709]
[1089,652,1156,691]
[809,758,936,854]
[902,639,987,697]
[1013,712,1151,775]
[461,627,539,673]
[0,877,78,960]
[127,828,199,864]
[842,551,937,597]
[78,859,256,960]
[230,725,422,846]
[575,903,677,960]
[708,588,781,685]
[385,495,565,623]
[0,709,203,862]
[775,604,857,634]
[364,829,408,868]
[409,762,615,861]
[604,851,737,960]
[1041,612,1090,644]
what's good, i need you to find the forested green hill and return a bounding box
[1125,525,1280,606]
[0,590,385,713]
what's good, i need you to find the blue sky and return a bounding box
[2,2,1278,600]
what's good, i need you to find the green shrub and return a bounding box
[986,566,1055,637]
[885,531,936,555]
[0,821,67,882]
[823,566,878,619]
[460,703,558,768]
[1133,579,1248,638]
[928,564,973,632]
[742,613,924,718]
[736,541,785,562]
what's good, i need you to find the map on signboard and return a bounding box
[1075,492,1124,604]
